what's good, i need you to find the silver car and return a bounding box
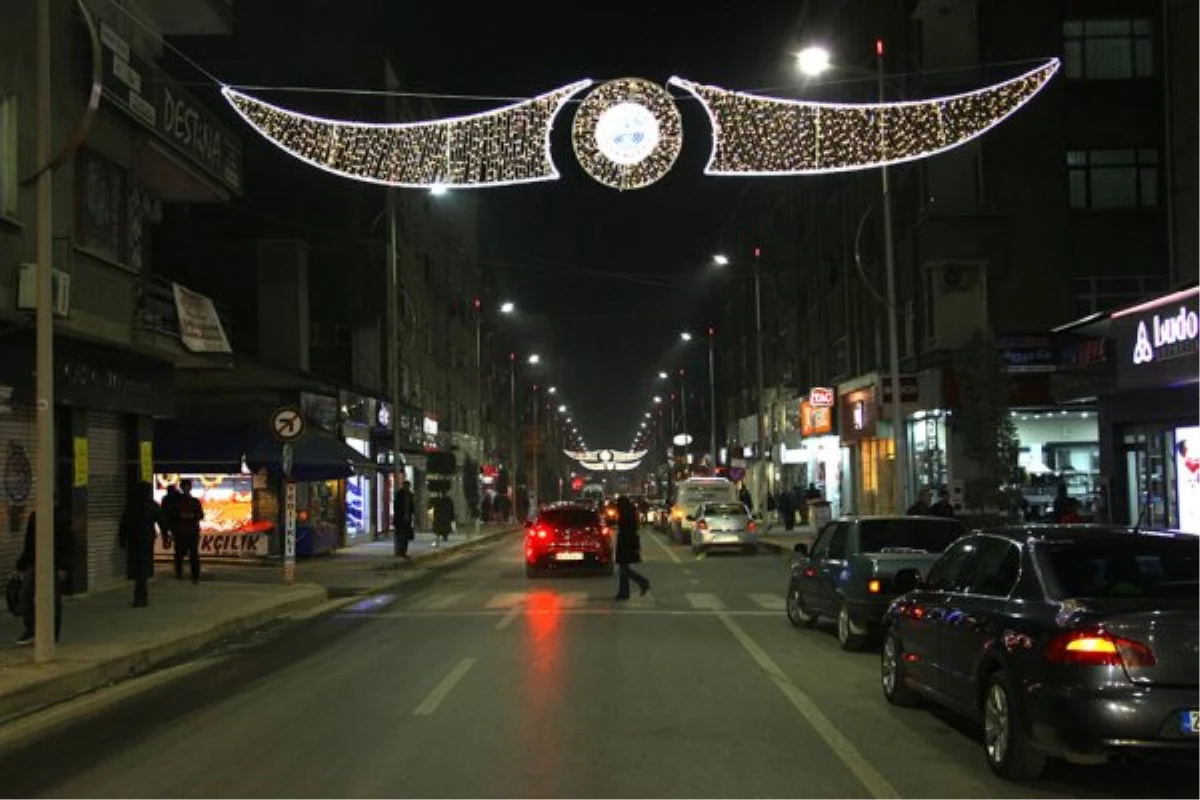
[690,502,758,555]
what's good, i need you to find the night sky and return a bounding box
[388,3,813,449]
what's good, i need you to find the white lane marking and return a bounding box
[353,609,778,619]
[749,593,786,611]
[716,612,899,799]
[688,578,700,585]
[413,657,477,716]
[558,591,589,608]
[685,592,726,610]
[495,607,521,630]
[485,592,527,608]
[415,591,466,610]
[649,531,681,564]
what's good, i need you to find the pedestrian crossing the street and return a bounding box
[340,588,790,617]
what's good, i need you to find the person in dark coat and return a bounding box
[906,488,933,516]
[929,488,955,518]
[170,479,204,583]
[433,496,454,545]
[119,480,165,607]
[159,483,180,548]
[614,495,650,600]
[392,478,415,557]
[778,488,795,531]
[15,505,73,645]
[738,483,753,512]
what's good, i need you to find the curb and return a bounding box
[0,584,326,724]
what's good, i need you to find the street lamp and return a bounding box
[707,326,717,470]
[476,299,516,523]
[798,41,908,513]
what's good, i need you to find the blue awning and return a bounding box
[153,420,250,475]
[245,431,372,481]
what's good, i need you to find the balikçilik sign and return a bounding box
[221,60,1059,191]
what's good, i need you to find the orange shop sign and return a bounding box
[799,400,834,437]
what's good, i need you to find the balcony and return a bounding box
[133,272,235,368]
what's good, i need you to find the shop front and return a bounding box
[1102,286,1199,531]
[786,388,845,517]
[0,333,174,594]
[838,377,895,516]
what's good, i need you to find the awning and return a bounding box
[245,430,372,481]
[153,420,250,474]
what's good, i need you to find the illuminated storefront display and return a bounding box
[153,473,270,560]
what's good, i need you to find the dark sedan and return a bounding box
[524,502,614,578]
[881,525,1199,780]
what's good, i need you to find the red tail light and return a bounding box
[526,526,550,540]
[1045,629,1156,668]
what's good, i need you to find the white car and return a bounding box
[670,477,738,544]
[690,501,758,555]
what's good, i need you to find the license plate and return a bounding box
[555,552,584,561]
[1182,710,1199,735]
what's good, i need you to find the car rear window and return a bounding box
[858,519,965,554]
[539,509,600,528]
[704,503,747,516]
[1039,535,1200,599]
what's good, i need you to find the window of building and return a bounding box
[1067,148,1158,209]
[1063,19,1153,80]
[76,147,128,262]
[0,93,16,218]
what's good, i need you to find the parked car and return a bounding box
[524,502,613,578]
[690,501,758,555]
[786,515,966,650]
[881,525,1199,780]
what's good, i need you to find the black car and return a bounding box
[881,525,1199,780]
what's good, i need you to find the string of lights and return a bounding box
[668,58,1059,176]
[221,80,592,189]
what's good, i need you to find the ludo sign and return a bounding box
[1114,287,1199,390]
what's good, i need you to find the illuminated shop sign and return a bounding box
[1112,288,1199,391]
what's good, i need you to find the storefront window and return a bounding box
[1012,408,1100,516]
[1123,427,1193,531]
[908,412,948,492]
[345,437,372,538]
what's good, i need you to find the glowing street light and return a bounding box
[500,301,515,314]
[658,371,668,380]
[794,45,831,77]
[527,353,540,365]
[680,331,693,342]
[713,254,730,266]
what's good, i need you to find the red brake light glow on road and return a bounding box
[1045,630,1156,668]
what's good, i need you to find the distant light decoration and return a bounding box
[667,59,1058,176]
[221,80,593,188]
[564,448,648,472]
[572,78,682,190]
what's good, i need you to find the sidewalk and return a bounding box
[0,523,519,723]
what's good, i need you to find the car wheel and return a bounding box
[525,564,539,579]
[836,603,868,651]
[982,670,1046,780]
[786,587,818,628]
[881,632,921,707]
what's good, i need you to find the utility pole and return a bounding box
[877,40,907,513]
[753,247,767,517]
[387,189,405,556]
[34,0,56,662]
[509,353,517,522]
[708,326,717,471]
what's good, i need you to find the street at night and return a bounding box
[1,534,1194,799]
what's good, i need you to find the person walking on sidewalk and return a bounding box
[614,495,650,601]
[393,477,415,558]
[119,480,165,608]
[170,479,204,583]
[15,505,73,645]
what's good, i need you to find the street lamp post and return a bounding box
[509,353,517,523]
[797,41,908,513]
[678,368,688,462]
[707,326,717,470]
[753,247,767,516]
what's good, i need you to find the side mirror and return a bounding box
[792,543,809,556]
[893,568,922,593]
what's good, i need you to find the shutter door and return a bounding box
[0,405,38,575]
[87,411,128,592]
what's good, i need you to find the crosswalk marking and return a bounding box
[557,591,590,608]
[414,592,466,610]
[685,592,726,610]
[485,592,527,609]
[748,593,786,611]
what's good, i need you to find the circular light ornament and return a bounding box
[572,78,682,190]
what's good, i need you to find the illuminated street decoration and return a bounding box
[572,78,683,190]
[564,448,647,472]
[221,80,592,189]
[667,59,1059,176]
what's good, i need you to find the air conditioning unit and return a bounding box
[16,263,70,318]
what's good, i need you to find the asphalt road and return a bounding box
[0,529,1194,799]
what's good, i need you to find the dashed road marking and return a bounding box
[413,657,477,716]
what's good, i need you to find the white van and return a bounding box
[669,477,738,543]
